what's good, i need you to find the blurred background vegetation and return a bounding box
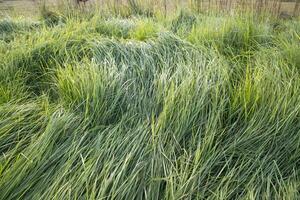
[0,0,299,17]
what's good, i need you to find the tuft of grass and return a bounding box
[171,10,197,34]
[0,18,40,42]
[129,19,158,40]
[95,18,135,38]
[55,61,125,126]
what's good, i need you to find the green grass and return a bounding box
[0,7,300,200]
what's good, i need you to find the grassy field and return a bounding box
[0,2,300,200]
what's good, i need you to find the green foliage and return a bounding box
[110,0,154,18]
[127,0,154,17]
[56,62,125,126]
[3,21,95,94]
[0,18,40,42]
[129,19,158,41]
[0,10,300,200]
[40,7,65,27]
[171,10,197,34]
[95,18,135,38]
[188,15,272,56]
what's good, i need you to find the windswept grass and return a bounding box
[0,7,300,200]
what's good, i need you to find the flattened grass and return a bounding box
[0,10,300,199]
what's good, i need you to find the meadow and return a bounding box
[0,1,300,199]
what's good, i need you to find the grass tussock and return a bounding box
[0,7,300,200]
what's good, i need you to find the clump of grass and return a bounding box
[3,20,96,94]
[188,14,272,56]
[0,79,28,104]
[56,61,126,125]
[127,0,154,17]
[110,0,154,18]
[129,19,158,40]
[95,18,135,38]
[0,18,40,42]
[40,5,66,27]
[171,10,197,34]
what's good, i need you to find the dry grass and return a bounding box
[0,0,299,17]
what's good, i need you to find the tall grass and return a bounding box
[89,0,300,17]
[0,5,300,200]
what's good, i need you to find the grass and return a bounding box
[1,0,299,18]
[0,4,300,200]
